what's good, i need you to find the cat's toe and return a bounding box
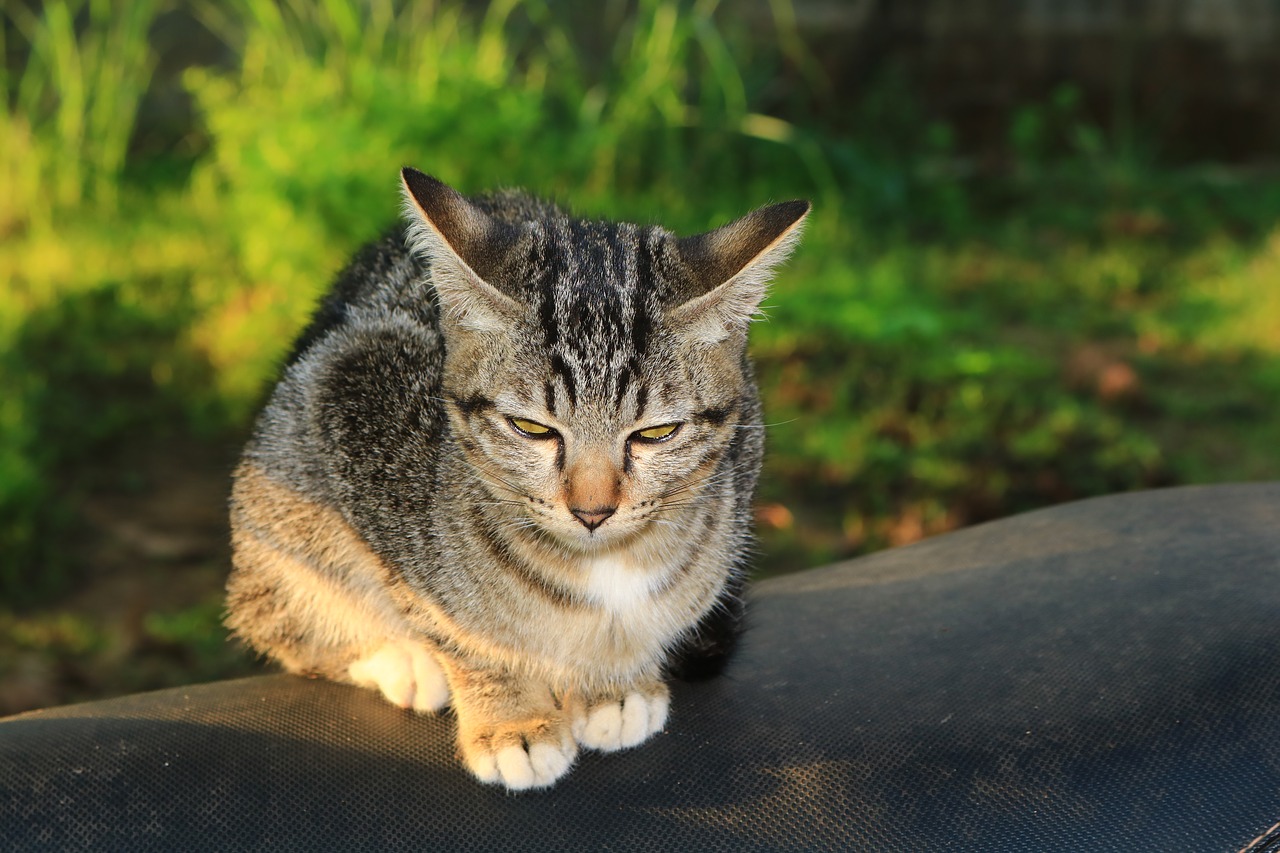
[527,736,576,781]
[349,644,414,707]
[620,689,669,747]
[493,739,573,790]
[407,643,450,712]
[575,687,670,752]
[574,700,621,748]
[463,722,577,791]
[348,641,449,712]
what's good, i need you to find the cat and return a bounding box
[225,168,809,790]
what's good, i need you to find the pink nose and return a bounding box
[570,506,616,531]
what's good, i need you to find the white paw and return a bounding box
[573,690,670,752]
[466,727,577,791]
[348,641,450,713]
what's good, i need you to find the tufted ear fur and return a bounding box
[669,200,810,345]
[400,167,523,333]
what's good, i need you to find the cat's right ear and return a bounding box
[400,167,522,334]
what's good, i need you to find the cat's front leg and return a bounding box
[570,679,671,753]
[439,658,578,791]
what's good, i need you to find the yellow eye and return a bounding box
[509,417,555,438]
[633,423,680,443]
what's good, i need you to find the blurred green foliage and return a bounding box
[2,0,1279,703]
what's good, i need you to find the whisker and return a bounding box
[731,418,797,431]
[658,463,751,501]
[456,457,530,500]
[656,489,737,506]
[492,517,544,538]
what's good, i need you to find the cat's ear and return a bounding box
[400,167,522,333]
[669,200,811,345]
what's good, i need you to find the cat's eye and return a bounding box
[508,417,557,439]
[631,423,681,443]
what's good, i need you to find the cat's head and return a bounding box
[401,168,808,552]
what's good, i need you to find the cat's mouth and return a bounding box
[542,506,649,551]
[569,505,615,532]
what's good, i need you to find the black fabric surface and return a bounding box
[3,483,1278,851]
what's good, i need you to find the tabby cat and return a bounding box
[225,168,809,790]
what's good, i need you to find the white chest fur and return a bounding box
[581,556,665,616]
[535,548,700,683]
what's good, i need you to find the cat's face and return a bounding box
[444,320,746,550]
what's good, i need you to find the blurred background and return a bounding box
[2,0,1278,715]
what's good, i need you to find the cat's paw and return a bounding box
[461,718,577,791]
[572,685,670,752]
[348,641,450,713]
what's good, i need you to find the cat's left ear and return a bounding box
[670,200,810,345]
[400,167,523,334]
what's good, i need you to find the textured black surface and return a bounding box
[3,483,1279,851]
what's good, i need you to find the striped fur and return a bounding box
[226,169,809,790]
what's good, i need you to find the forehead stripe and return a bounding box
[693,401,737,426]
[453,395,494,416]
[549,352,578,406]
[614,367,631,408]
[535,242,561,348]
[631,238,655,356]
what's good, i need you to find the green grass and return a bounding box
[1,0,1278,707]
